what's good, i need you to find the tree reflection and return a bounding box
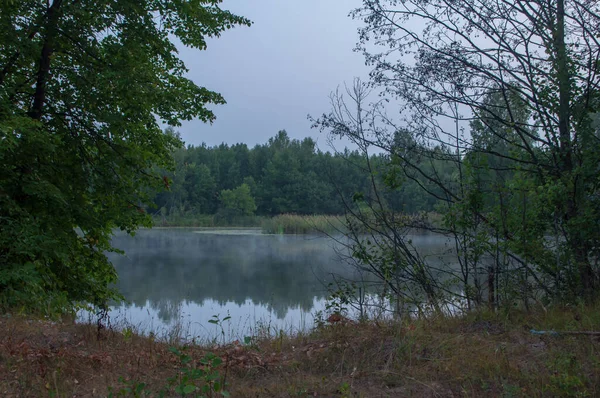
[108,230,355,322]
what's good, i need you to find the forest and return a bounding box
[152,129,447,221]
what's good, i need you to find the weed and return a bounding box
[108,377,151,397]
[208,313,231,346]
[2,305,600,397]
[338,381,351,397]
[546,352,590,397]
[122,326,134,342]
[501,381,521,398]
[164,347,229,397]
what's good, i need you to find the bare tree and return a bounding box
[317,0,600,307]
[313,80,467,317]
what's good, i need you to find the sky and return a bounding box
[175,0,369,149]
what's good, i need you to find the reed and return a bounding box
[260,213,345,235]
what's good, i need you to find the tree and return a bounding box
[219,183,257,218]
[184,163,217,214]
[315,0,600,308]
[313,81,446,317]
[0,1,250,313]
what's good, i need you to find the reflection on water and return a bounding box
[98,297,325,344]
[81,228,454,341]
[89,229,356,340]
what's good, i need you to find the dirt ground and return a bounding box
[1,307,599,397]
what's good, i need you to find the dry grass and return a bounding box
[1,305,599,397]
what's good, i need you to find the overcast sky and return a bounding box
[175,0,369,149]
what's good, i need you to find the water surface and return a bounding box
[85,228,453,342]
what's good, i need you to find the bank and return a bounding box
[1,305,599,397]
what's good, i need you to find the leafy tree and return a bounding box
[154,131,435,219]
[260,148,303,214]
[184,163,217,214]
[219,183,257,217]
[0,1,250,313]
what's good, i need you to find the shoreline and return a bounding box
[2,305,599,397]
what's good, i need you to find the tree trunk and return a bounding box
[29,0,63,120]
[488,264,495,310]
[556,0,571,168]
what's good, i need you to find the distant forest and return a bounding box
[152,129,453,218]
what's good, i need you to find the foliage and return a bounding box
[110,348,231,398]
[151,130,444,220]
[218,183,256,218]
[0,1,250,314]
[166,347,229,397]
[208,313,231,346]
[154,213,264,228]
[108,377,151,398]
[312,0,600,310]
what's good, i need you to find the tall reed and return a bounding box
[261,214,345,235]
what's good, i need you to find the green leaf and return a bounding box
[0,0,251,316]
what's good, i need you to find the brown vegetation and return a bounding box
[1,305,599,397]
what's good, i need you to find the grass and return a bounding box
[1,304,599,397]
[152,214,265,228]
[152,213,346,235]
[151,211,443,235]
[261,214,345,235]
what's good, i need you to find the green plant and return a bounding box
[546,353,590,397]
[0,0,251,316]
[288,385,309,396]
[325,285,351,318]
[273,329,287,353]
[338,381,351,398]
[122,327,134,342]
[313,310,326,329]
[108,377,151,398]
[313,287,354,330]
[165,347,229,398]
[501,381,521,398]
[208,314,231,345]
[242,335,260,351]
[261,214,344,235]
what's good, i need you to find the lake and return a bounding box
[81,228,454,342]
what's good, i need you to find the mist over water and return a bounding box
[92,229,354,341]
[84,229,455,342]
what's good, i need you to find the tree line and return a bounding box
[152,130,452,220]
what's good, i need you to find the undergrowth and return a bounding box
[1,304,599,397]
